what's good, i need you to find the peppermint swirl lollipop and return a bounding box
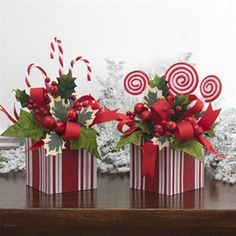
[124,70,149,95]
[165,62,199,95]
[200,75,222,102]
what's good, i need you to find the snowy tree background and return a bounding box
[0,56,236,184]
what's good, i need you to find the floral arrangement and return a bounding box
[0,37,118,157]
[115,62,222,163]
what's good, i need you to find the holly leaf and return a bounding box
[43,132,65,156]
[135,121,154,136]
[57,73,77,99]
[151,136,169,150]
[50,97,69,121]
[171,95,190,120]
[77,107,98,127]
[1,109,46,141]
[14,89,30,107]
[171,138,203,161]
[204,123,217,138]
[143,87,164,107]
[113,130,143,151]
[149,75,169,97]
[70,127,100,158]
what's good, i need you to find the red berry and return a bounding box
[169,109,175,115]
[154,124,163,133]
[141,110,152,121]
[55,121,65,134]
[134,103,145,115]
[167,121,177,130]
[27,104,33,110]
[45,87,51,93]
[70,95,76,101]
[43,116,55,129]
[91,101,100,110]
[67,108,77,121]
[193,124,199,131]
[32,103,38,108]
[40,107,45,112]
[188,117,197,124]
[155,132,161,138]
[45,77,50,83]
[165,131,171,137]
[175,105,182,112]
[51,81,58,86]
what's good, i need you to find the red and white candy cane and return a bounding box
[165,62,199,96]
[124,70,149,95]
[50,37,64,77]
[200,75,222,102]
[69,56,92,81]
[25,63,50,88]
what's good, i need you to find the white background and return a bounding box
[0,0,236,131]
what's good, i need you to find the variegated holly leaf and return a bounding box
[77,107,98,127]
[50,97,69,122]
[151,136,169,150]
[143,87,164,107]
[43,132,66,156]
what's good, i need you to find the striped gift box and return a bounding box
[25,139,97,194]
[130,144,204,195]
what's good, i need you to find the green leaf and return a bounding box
[57,73,77,99]
[135,121,154,135]
[143,87,164,107]
[171,95,190,121]
[14,89,30,107]
[149,75,169,97]
[204,123,217,138]
[43,132,65,156]
[114,130,143,151]
[1,109,46,141]
[50,97,68,121]
[171,138,203,161]
[70,127,100,158]
[77,107,96,127]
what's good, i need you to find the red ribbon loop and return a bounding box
[175,121,194,141]
[150,99,171,123]
[184,95,204,118]
[198,103,221,131]
[30,88,47,109]
[64,121,81,140]
[117,119,138,136]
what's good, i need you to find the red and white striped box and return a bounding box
[130,144,204,195]
[25,139,97,194]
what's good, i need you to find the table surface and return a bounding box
[0,171,235,209]
[1,172,236,236]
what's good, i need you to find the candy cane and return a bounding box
[69,56,92,81]
[25,63,50,88]
[50,37,64,77]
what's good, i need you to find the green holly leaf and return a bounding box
[1,109,46,141]
[77,107,97,127]
[171,138,203,161]
[149,75,169,97]
[171,95,190,121]
[43,132,66,156]
[204,123,217,138]
[113,130,143,151]
[14,89,30,107]
[135,121,154,136]
[57,73,77,99]
[50,97,69,121]
[143,87,164,107]
[70,127,100,158]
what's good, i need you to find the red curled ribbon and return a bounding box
[175,121,194,141]
[150,99,170,123]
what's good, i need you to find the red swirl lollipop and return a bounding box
[124,70,149,95]
[200,75,222,102]
[165,62,199,95]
